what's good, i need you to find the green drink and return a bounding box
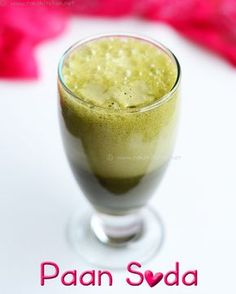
[58,34,180,266]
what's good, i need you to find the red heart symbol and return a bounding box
[145,270,163,287]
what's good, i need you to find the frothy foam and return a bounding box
[62,37,177,109]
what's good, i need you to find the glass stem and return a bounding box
[90,210,144,246]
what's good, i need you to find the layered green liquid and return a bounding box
[59,36,179,214]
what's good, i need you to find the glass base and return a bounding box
[67,207,164,270]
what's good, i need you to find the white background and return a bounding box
[0,17,236,293]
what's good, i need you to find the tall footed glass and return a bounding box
[58,34,180,268]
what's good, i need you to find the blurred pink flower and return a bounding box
[0,6,67,79]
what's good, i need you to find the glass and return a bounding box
[57,34,180,269]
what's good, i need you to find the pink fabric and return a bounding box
[0,6,67,78]
[69,0,137,16]
[0,0,236,79]
[142,0,236,66]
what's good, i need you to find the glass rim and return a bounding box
[58,33,181,113]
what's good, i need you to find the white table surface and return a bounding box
[0,17,236,293]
